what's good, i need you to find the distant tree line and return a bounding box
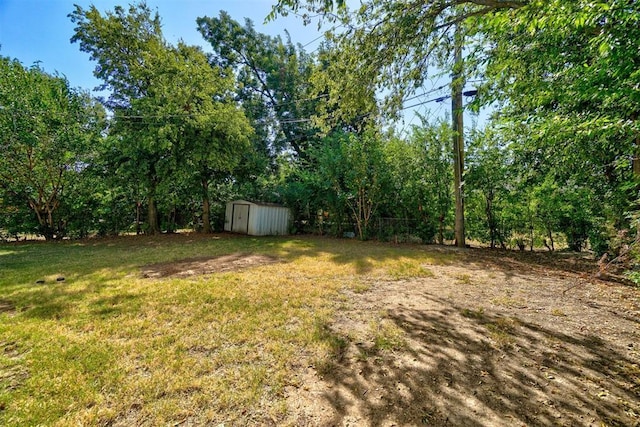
[1,1,638,259]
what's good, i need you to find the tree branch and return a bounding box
[465,0,527,9]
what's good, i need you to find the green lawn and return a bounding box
[0,234,446,426]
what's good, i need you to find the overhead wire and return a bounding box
[300,27,335,49]
[4,84,476,124]
[402,83,448,104]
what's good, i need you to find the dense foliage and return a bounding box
[69,3,253,235]
[0,58,105,239]
[1,0,639,266]
[266,0,640,253]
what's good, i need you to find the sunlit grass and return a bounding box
[491,295,527,308]
[0,234,451,425]
[370,318,407,351]
[387,258,436,280]
[484,317,520,349]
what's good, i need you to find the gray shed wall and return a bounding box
[224,200,290,236]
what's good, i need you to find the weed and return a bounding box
[370,319,406,351]
[388,260,435,280]
[485,317,519,349]
[356,346,375,362]
[351,280,371,294]
[551,308,567,316]
[456,273,473,285]
[461,307,485,319]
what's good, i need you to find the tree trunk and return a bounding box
[632,113,640,177]
[530,226,534,251]
[147,192,160,235]
[486,192,495,249]
[451,26,466,248]
[201,178,212,234]
[29,199,56,240]
[136,201,142,235]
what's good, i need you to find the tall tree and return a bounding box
[0,57,105,239]
[148,42,253,233]
[197,12,320,161]
[70,3,252,234]
[70,2,169,234]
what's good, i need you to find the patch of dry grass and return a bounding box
[484,317,520,349]
[455,273,473,285]
[387,258,436,280]
[491,295,527,308]
[0,235,451,425]
[370,318,407,351]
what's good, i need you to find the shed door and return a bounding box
[231,204,250,233]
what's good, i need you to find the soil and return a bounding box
[283,247,640,427]
[142,245,640,426]
[0,299,16,314]
[141,253,279,278]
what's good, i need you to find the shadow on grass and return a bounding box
[314,294,639,426]
[0,234,637,425]
[271,236,455,275]
[0,234,599,323]
[14,281,143,321]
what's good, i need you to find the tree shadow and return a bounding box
[460,247,598,278]
[315,294,639,426]
[16,281,144,321]
[0,234,638,425]
[0,235,604,322]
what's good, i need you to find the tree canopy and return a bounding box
[2,0,639,277]
[69,3,252,234]
[0,57,105,239]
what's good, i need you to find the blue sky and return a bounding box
[0,0,481,130]
[0,0,322,94]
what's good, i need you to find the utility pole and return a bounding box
[451,25,466,248]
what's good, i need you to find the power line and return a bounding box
[400,95,450,112]
[398,80,444,135]
[3,78,480,125]
[300,25,338,49]
[280,118,313,124]
[402,83,448,104]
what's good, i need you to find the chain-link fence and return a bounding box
[376,217,427,243]
[299,213,442,243]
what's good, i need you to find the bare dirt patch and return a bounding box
[283,247,640,426]
[141,253,279,278]
[0,300,16,314]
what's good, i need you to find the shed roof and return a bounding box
[229,200,286,208]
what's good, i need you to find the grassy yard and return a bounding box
[0,234,447,426]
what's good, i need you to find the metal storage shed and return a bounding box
[224,200,290,236]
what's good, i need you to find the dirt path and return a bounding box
[284,248,640,426]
